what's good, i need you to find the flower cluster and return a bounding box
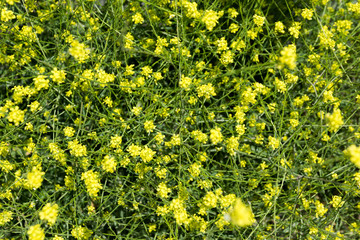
[39,202,59,226]
[81,170,103,198]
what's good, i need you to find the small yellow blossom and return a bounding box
[39,202,59,226]
[50,68,66,84]
[197,83,216,100]
[7,106,25,126]
[71,226,93,240]
[28,224,45,240]
[220,50,234,65]
[318,26,335,49]
[278,44,297,70]
[226,198,255,227]
[275,21,285,34]
[154,132,165,144]
[268,136,280,150]
[253,14,265,27]
[131,106,142,116]
[68,139,87,157]
[102,155,117,173]
[132,12,144,24]
[344,145,360,168]
[144,120,155,132]
[0,210,13,225]
[301,8,314,20]
[274,78,287,93]
[188,162,201,178]
[29,101,41,113]
[191,130,208,144]
[110,135,122,148]
[148,224,156,233]
[157,182,171,198]
[69,40,91,63]
[34,75,49,91]
[210,127,223,145]
[326,108,343,132]
[24,166,45,190]
[201,10,222,31]
[315,200,328,218]
[330,196,345,209]
[229,23,239,33]
[127,144,142,157]
[179,76,192,90]
[228,8,239,18]
[81,170,103,197]
[1,7,16,22]
[53,235,64,240]
[140,146,156,162]
[289,22,301,38]
[64,126,75,137]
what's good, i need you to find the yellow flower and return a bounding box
[140,146,156,163]
[226,136,239,155]
[39,202,59,226]
[50,68,66,84]
[330,196,345,209]
[7,106,25,126]
[315,200,328,218]
[68,139,87,157]
[196,83,216,100]
[275,21,285,34]
[81,170,102,197]
[318,26,335,49]
[144,120,155,133]
[127,144,142,157]
[110,135,122,148]
[182,0,200,18]
[148,224,156,233]
[34,75,49,91]
[203,191,218,208]
[131,106,142,116]
[53,235,64,240]
[201,10,222,31]
[69,40,91,63]
[0,210,13,225]
[179,76,192,90]
[132,12,144,24]
[344,145,360,168]
[64,126,75,137]
[28,224,45,240]
[226,198,255,227]
[253,14,265,27]
[157,182,171,198]
[102,155,117,173]
[154,132,165,144]
[301,8,314,20]
[188,162,201,178]
[268,136,280,150]
[1,7,16,22]
[325,108,343,132]
[228,8,238,18]
[289,22,301,38]
[274,77,287,93]
[24,166,45,190]
[278,44,296,70]
[220,50,234,65]
[71,226,93,240]
[191,130,208,144]
[210,127,223,145]
[229,23,239,33]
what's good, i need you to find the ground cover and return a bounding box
[1,0,360,239]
